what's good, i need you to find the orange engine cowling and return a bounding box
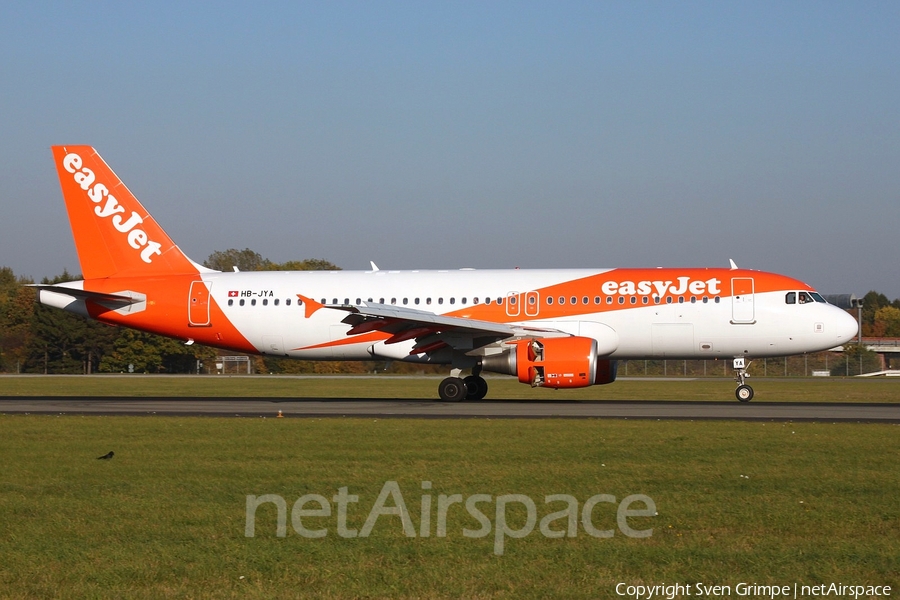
[481,336,617,389]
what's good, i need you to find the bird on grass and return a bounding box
[96,451,114,460]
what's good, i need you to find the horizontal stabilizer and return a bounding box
[30,284,147,314]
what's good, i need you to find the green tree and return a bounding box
[204,249,272,272]
[203,249,341,272]
[273,258,341,271]
[830,344,882,376]
[99,329,214,373]
[873,306,900,337]
[0,267,35,372]
[20,270,120,374]
[861,291,891,336]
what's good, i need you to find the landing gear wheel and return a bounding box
[464,375,489,400]
[439,377,468,402]
[732,357,753,402]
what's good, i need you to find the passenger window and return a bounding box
[582,296,588,305]
[473,297,479,304]
[678,297,684,303]
[497,297,504,305]
[642,297,649,304]
[559,297,566,305]
[618,297,625,304]
[654,297,660,304]
[391,298,397,305]
[702,297,708,304]
[690,297,696,304]
[415,298,420,305]
[630,297,636,304]
[786,292,796,304]
[438,298,444,305]
[227,299,233,306]
[485,298,491,305]
[240,299,245,306]
[286,299,292,306]
[403,298,408,305]
[251,299,257,306]
[426,298,432,305]
[714,296,720,303]
[594,296,601,304]
[356,298,361,305]
[606,297,613,304]
[379,298,385,304]
[547,297,554,305]
[343,298,349,305]
[461,298,467,304]
[666,297,673,304]
[528,296,535,305]
[450,298,456,305]
[571,296,577,305]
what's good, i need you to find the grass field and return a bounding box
[1,417,898,598]
[0,378,898,598]
[0,373,898,402]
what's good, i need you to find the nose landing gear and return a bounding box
[733,357,754,402]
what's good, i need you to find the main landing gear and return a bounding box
[733,357,754,402]
[438,366,489,402]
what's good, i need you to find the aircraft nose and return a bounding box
[833,307,860,344]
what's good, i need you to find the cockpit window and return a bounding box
[811,292,826,303]
[799,291,813,304]
[786,292,796,304]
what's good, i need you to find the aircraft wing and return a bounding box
[334,302,568,355]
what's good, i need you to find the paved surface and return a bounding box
[1,397,898,421]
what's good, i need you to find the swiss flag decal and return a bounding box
[228,290,239,297]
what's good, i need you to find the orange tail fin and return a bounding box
[51,146,199,279]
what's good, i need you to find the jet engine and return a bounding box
[481,336,617,389]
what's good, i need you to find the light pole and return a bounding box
[851,297,864,374]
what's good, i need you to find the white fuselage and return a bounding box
[204,268,858,362]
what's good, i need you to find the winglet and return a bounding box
[370,261,380,272]
[297,294,325,318]
[729,259,738,270]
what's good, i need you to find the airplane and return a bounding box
[35,146,860,402]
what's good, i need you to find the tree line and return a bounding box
[1,253,899,375]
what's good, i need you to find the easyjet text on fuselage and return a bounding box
[600,276,721,298]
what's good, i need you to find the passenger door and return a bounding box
[731,277,755,323]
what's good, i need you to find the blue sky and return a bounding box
[2,2,898,297]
